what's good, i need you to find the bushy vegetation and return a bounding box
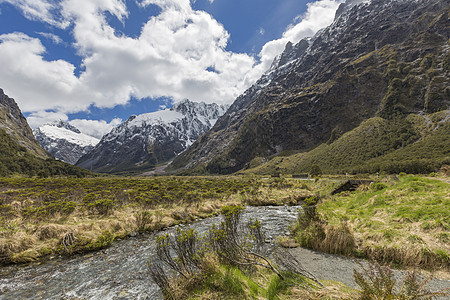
[0,129,90,178]
[294,196,356,257]
[148,205,321,299]
[0,176,313,265]
[293,175,450,270]
[354,261,449,299]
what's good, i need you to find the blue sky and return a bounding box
[0,0,341,138]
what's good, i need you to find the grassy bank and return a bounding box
[0,176,315,265]
[148,204,446,300]
[293,175,450,271]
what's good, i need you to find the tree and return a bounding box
[309,165,322,177]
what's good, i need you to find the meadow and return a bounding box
[0,175,315,265]
[0,173,448,299]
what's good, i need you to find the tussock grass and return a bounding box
[294,175,450,271]
[0,176,314,264]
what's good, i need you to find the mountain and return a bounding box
[0,89,90,177]
[76,99,228,173]
[0,89,50,159]
[33,121,99,165]
[170,0,450,175]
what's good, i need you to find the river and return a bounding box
[0,206,300,299]
[1,205,448,299]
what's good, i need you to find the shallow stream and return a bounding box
[0,206,300,299]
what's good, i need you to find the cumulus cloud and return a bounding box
[0,0,342,128]
[0,33,90,113]
[246,0,343,82]
[27,110,70,129]
[69,118,122,138]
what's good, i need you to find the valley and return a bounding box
[0,174,448,299]
[0,0,448,298]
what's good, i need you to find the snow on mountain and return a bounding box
[76,100,229,173]
[33,120,99,164]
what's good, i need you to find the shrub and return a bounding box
[135,211,153,233]
[371,182,388,191]
[309,165,322,177]
[88,198,114,215]
[148,205,319,298]
[353,261,449,299]
[62,201,77,215]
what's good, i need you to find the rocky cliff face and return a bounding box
[76,100,228,173]
[33,121,99,164]
[171,0,450,174]
[0,89,50,159]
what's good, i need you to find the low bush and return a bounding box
[135,211,153,233]
[353,261,449,299]
[148,205,320,299]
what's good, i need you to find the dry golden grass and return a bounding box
[0,179,302,264]
[278,236,299,248]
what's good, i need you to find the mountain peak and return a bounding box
[48,120,81,134]
[34,121,99,164]
[76,100,229,173]
[170,0,449,174]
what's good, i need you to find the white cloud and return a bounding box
[27,110,69,129]
[0,0,68,27]
[246,0,343,82]
[69,118,122,138]
[27,109,121,138]
[0,33,90,113]
[37,32,64,44]
[0,0,342,128]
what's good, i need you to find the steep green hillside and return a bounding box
[244,111,449,175]
[0,128,90,177]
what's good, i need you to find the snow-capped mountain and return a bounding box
[33,121,99,164]
[76,100,228,173]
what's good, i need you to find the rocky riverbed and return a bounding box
[0,205,448,299]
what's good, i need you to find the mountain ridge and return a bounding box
[0,89,51,159]
[76,99,228,174]
[0,89,90,177]
[170,0,450,174]
[33,120,99,165]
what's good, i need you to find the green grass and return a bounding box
[309,175,450,269]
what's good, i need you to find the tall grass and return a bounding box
[294,175,450,270]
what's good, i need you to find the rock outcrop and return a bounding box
[0,89,50,159]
